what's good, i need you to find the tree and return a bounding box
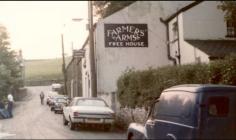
[218,1,236,22]
[0,24,23,99]
[93,1,136,18]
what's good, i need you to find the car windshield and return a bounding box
[75,99,107,107]
[56,98,66,103]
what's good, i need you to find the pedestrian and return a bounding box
[40,91,45,105]
[0,100,10,119]
[7,93,14,118]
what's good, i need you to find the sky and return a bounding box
[0,1,90,60]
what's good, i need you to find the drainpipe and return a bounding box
[160,18,177,65]
[159,1,203,65]
[177,15,181,65]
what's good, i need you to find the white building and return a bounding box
[168,1,236,65]
[78,1,236,110]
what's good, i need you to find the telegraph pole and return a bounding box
[61,34,67,95]
[88,1,97,97]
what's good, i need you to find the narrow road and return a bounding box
[0,86,125,139]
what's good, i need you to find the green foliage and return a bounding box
[93,1,136,18]
[208,59,224,84]
[221,54,236,85]
[117,54,236,109]
[0,25,22,98]
[218,1,236,22]
[25,57,71,81]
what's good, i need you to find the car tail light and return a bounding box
[73,112,79,117]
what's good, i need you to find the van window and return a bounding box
[152,102,159,119]
[154,91,196,119]
[208,96,229,117]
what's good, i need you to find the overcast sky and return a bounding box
[0,1,89,60]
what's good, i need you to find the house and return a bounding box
[65,45,86,98]
[166,1,236,64]
[67,1,236,110]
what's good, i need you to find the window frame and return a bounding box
[226,20,236,38]
[148,99,159,120]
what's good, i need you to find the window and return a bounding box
[154,91,196,118]
[56,98,66,103]
[226,20,236,38]
[208,96,229,117]
[152,101,160,119]
[75,99,107,107]
[172,21,178,39]
[196,56,201,64]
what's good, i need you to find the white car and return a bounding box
[51,83,62,91]
[63,97,115,130]
[47,91,59,106]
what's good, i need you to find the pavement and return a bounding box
[0,86,126,139]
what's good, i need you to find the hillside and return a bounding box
[25,57,72,82]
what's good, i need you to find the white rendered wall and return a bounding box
[183,1,227,40]
[95,1,193,95]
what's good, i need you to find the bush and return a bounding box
[117,54,236,109]
[0,25,23,99]
[221,54,236,85]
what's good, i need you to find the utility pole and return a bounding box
[61,34,67,95]
[88,1,97,97]
[19,49,25,87]
[71,42,74,51]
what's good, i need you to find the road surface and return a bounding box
[0,86,126,139]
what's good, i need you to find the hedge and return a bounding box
[117,54,236,109]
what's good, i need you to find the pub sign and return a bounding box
[104,24,148,47]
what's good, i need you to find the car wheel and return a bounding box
[128,133,134,140]
[69,117,76,130]
[54,111,57,114]
[63,115,68,125]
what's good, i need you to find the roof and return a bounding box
[185,40,236,58]
[162,1,203,23]
[164,84,236,93]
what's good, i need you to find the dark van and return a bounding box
[127,84,236,139]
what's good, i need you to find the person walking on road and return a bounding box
[40,91,45,105]
[7,93,14,118]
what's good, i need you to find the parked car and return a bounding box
[63,97,115,130]
[53,97,68,114]
[50,95,68,111]
[51,83,62,90]
[51,83,63,94]
[127,84,236,140]
[46,96,52,105]
[47,91,59,106]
